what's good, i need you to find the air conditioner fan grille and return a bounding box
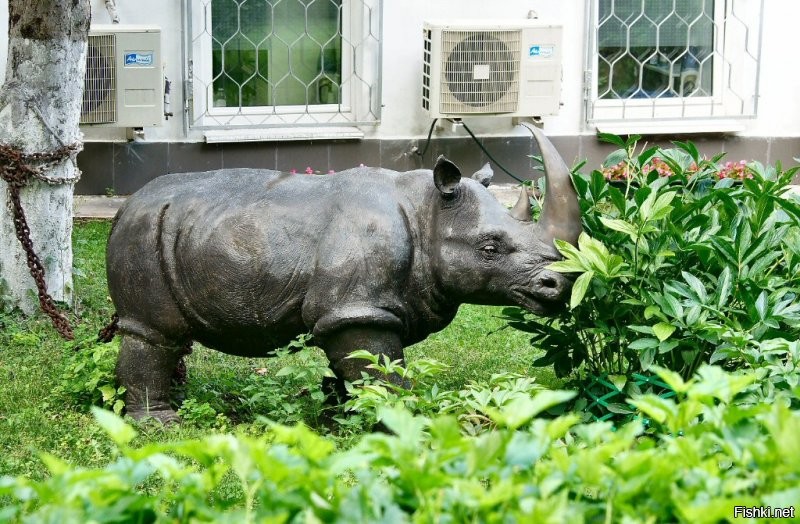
[81,34,117,124]
[440,30,520,114]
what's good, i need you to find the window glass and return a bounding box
[597,0,713,99]
[210,0,342,108]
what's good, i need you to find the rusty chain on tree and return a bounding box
[0,141,82,340]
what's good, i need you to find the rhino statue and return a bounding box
[107,127,581,423]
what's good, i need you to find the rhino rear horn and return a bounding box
[530,126,581,246]
[509,186,532,222]
[433,155,462,196]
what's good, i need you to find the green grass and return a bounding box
[0,219,554,479]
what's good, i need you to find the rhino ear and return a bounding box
[433,155,462,196]
[471,163,493,187]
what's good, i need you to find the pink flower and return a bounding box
[327,169,335,174]
[305,167,314,175]
[290,168,297,174]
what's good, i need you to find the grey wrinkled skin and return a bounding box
[108,129,581,423]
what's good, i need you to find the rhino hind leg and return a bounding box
[116,334,186,424]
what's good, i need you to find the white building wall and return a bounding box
[2,0,799,141]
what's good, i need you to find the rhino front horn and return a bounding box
[530,126,581,247]
[509,186,532,222]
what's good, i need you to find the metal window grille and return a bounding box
[184,0,382,130]
[585,0,764,123]
[81,33,117,124]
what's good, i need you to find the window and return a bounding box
[586,0,763,126]
[186,0,381,131]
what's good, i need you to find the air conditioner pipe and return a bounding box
[105,0,120,24]
[164,77,173,120]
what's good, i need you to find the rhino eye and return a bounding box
[480,244,500,258]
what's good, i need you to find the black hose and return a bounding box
[414,118,438,158]
[459,121,527,184]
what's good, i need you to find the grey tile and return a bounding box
[113,142,168,195]
[168,143,223,173]
[768,138,800,170]
[380,139,420,171]
[579,136,621,172]
[276,142,330,173]
[329,139,381,171]
[75,142,114,195]
[673,135,725,162]
[420,138,483,176]
[480,136,534,184]
[722,136,769,164]
[221,142,277,169]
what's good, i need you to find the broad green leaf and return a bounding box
[663,293,684,319]
[652,322,676,342]
[602,148,628,168]
[608,374,627,392]
[547,259,585,273]
[644,305,663,320]
[346,349,379,363]
[639,190,658,222]
[570,271,594,309]
[639,346,656,371]
[486,390,576,430]
[649,191,677,221]
[652,366,691,394]
[377,407,427,444]
[38,452,70,475]
[681,271,708,303]
[685,305,702,325]
[716,267,732,309]
[628,395,676,424]
[755,291,769,321]
[99,385,117,402]
[577,234,609,274]
[92,406,137,446]
[629,338,659,350]
[658,340,679,354]
[599,217,639,238]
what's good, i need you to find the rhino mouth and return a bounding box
[511,288,568,317]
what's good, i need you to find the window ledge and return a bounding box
[204,127,364,143]
[594,119,747,136]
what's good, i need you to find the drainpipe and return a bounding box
[105,0,120,24]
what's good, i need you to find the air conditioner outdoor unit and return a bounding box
[422,20,562,119]
[81,25,162,127]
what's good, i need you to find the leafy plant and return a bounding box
[177,398,229,430]
[54,338,125,414]
[2,366,799,522]
[505,137,800,416]
[342,351,560,435]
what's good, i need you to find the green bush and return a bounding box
[1,364,798,523]
[508,137,800,390]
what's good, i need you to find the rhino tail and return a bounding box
[97,312,120,343]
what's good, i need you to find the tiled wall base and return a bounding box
[76,136,800,195]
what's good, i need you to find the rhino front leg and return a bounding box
[116,335,185,424]
[319,326,406,402]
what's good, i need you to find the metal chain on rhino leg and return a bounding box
[0,142,82,340]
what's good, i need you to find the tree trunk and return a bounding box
[0,1,90,314]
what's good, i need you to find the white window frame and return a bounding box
[182,0,382,136]
[584,0,764,133]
